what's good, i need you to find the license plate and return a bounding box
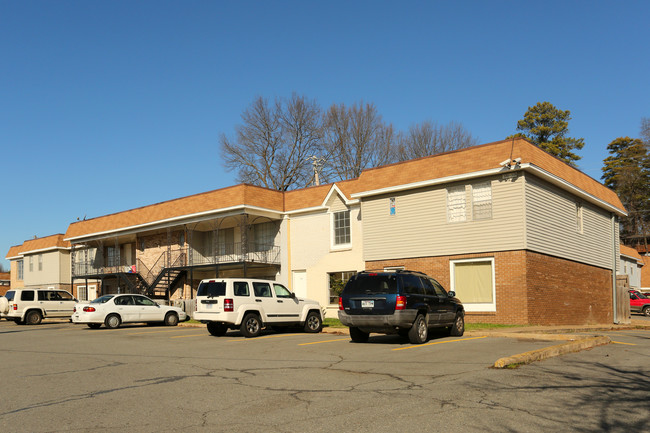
[361,300,374,308]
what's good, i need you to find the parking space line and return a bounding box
[298,338,349,346]
[611,341,637,345]
[392,336,487,351]
[229,333,302,342]
[126,329,189,335]
[170,334,206,339]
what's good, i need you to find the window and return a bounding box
[576,203,583,233]
[17,260,24,280]
[29,256,34,272]
[233,282,250,297]
[107,247,117,267]
[179,233,185,247]
[328,271,355,304]
[21,290,35,301]
[450,258,496,312]
[332,210,351,246]
[78,286,88,301]
[447,185,467,223]
[38,254,43,271]
[273,284,292,298]
[472,182,492,220]
[401,274,424,295]
[252,282,272,297]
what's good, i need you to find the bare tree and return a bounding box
[642,117,650,147]
[396,120,478,161]
[321,102,396,181]
[220,94,323,191]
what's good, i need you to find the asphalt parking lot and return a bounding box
[1,319,649,433]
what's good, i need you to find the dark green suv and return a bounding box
[338,270,464,344]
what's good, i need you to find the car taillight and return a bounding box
[12,304,17,310]
[338,296,344,310]
[224,299,233,312]
[83,306,96,312]
[395,295,406,310]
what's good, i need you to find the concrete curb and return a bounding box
[492,335,611,368]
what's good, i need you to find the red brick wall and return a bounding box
[526,251,612,325]
[367,250,613,326]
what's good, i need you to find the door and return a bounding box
[270,283,301,323]
[251,281,279,323]
[133,295,162,321]
[113,295,140,322]
[88,285,97,301]
[292,271,307,298]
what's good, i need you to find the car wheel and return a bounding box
[25,310,42,326]
[408,314,428,344]
[303,311,323,333]
[449,313,465,336]
[240,313,262,338]
[207,322,228,336]
[104,314,121,329]
[349,326,369,343]
[164,312,179,327]
[643,306,650,317]
[87,323,102,329]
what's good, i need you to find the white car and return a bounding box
[193,278,323,337]
[0,288,77,325]
[72,294,187,329]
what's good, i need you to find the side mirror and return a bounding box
[290,292,296,299]
[448,291,456,298]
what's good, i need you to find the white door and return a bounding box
[292,271,307,298]
[88,285,97,301]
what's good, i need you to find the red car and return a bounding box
[629,290,650,317]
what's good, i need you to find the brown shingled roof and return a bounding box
[354,138,625,213]
[65,184,284,240]
[5,234,70,259]
[621,244,644,264]
[61,138,625,241]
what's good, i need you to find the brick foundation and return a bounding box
[366,250,613,325]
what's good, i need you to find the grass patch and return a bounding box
[465,323,523,331]
[323,318,346,328]
[183,319,202,324]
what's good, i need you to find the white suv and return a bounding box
[193,278,323,337]
[0,289,78,325]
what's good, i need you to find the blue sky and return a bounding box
[2,0,649,270]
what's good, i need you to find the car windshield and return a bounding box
[635,291,649,299]
[343,274,398,295]
[197,281,226,297]
[91,295,114,304]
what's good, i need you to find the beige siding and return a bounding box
[327,194,348,212]
[525,175,614,269]
[363,174,526,261]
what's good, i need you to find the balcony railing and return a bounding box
[72,243,280,277]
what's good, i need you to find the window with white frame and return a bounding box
[472,182,492,220]
[450,258,496,312]
[38,254,43,271]
[328,271,355,304]
[17,260,24,280]
[447,185,467,223]
[29,256,33,272]
[332,210,351,246]
[78,286,88,301]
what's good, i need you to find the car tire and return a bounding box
[303,311,323,333]
[408,314,428,344]
[164,312,179,327]
[104,314,121,329]
[240,313,262,338]
[349,327,369,343]
[87,323,102,329]
[449,313,465,336]
[207,322,228,336]
[643,306,650,317]
[25,310,42,326]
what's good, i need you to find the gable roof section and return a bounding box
[352,138,625,214]
[621,244,644,265]
[65,184,285,240]
[5,234,70,260]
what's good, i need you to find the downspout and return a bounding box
[612,214,618,324]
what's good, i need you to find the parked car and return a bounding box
[629,290,650,317]
[72,294,187,329]
[193,278,323,337]
[0,288,77,325]
[338,270,464,344]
